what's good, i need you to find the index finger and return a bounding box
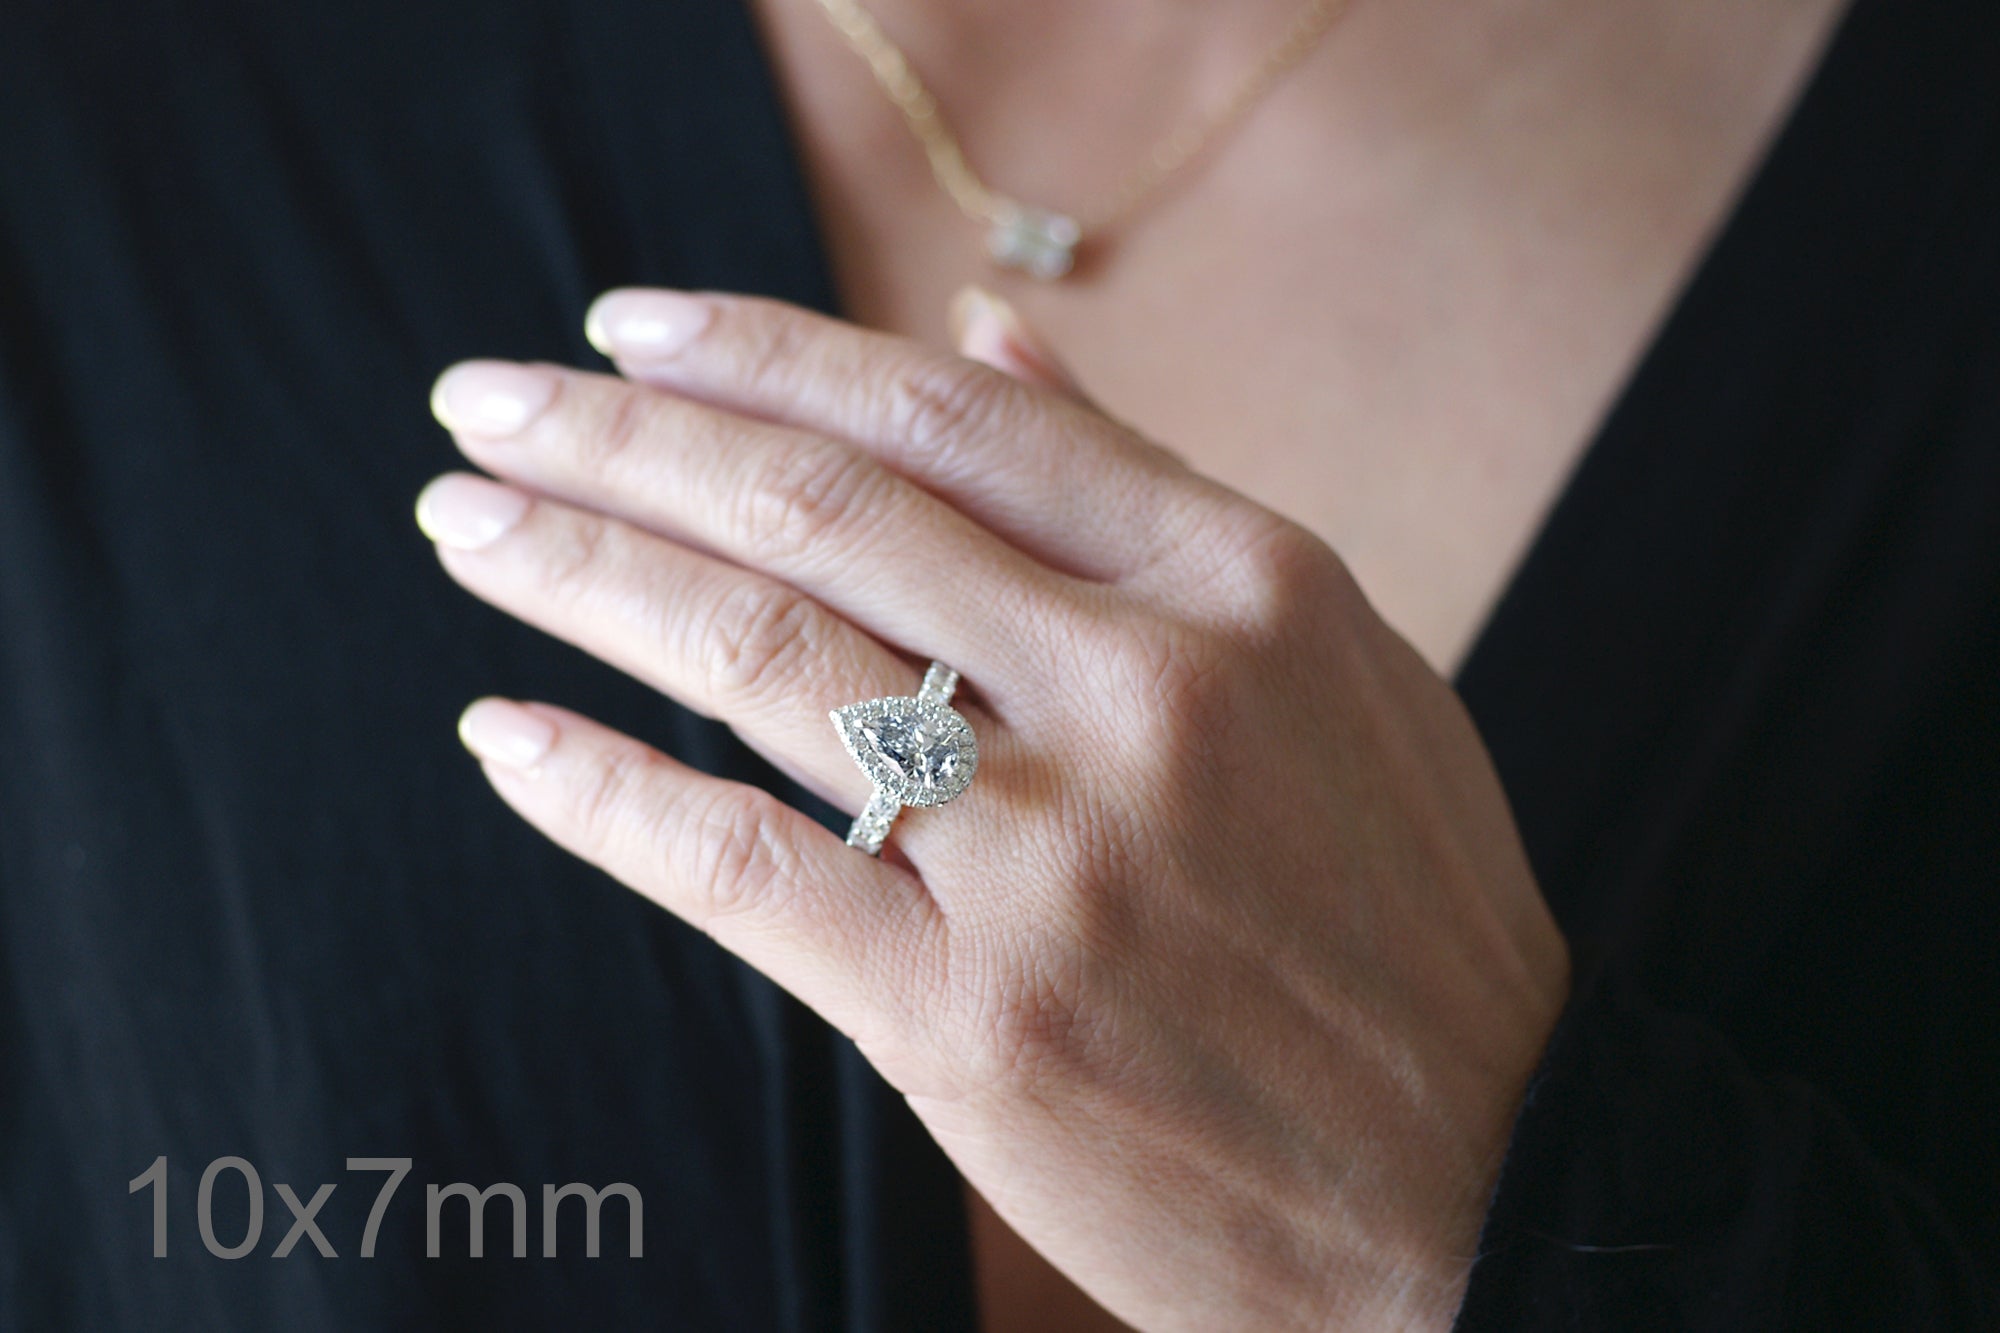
[584,288,1202,582]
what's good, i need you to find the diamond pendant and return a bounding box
[985,204,1082,281]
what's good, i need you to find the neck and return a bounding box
[791,0,1359,210]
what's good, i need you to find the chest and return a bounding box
[739,1,1836,675]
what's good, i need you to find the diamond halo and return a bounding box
[831,662,978,854]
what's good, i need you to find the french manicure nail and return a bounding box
[947,284,994,348]
[949,284,1036,354]
[584,289,713,361]
[948,284,1083,394]
[415,473,530,550]
[457,697,556,769]
[430,361,558,436]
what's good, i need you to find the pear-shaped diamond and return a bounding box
[830,696,978,807]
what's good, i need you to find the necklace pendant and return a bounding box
[985,205,1082,281]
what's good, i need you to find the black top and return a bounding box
[1,0,1994,1328]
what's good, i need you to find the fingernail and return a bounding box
[415,473,531,550]
[430,361,558,436]
[585,289,713,361]
[946,284,993,347]
[457,697,556,769]
[950,283,1037,350]
[947,284,1082,393]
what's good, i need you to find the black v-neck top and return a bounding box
[1,0,1995,1328]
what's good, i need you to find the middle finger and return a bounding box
[416,469,958,815]
[429,359,1067,690]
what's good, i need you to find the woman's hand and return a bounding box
[417,287,1570,1331]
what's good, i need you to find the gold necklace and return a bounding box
[811,0,1355,279]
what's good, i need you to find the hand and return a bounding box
[417,285,1570,1331]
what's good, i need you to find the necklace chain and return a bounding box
[811,0,1355,273]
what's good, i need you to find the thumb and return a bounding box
[948,285,1089,399]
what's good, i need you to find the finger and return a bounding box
[948,288,1192,474]
[948,287,1191,473]
[454,695,942,1051]
[582,288,1200,581]
[417,470,927,813]
[948,285,1087,400]
[428,360,1068,688]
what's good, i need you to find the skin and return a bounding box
[751,0,1848,676]
[419,302,1567,1328]
[416,0,1847,1325]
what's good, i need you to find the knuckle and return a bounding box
[882,356,1011,456]
[684,787,794,927]
[699,578,822,708]
[567,740,669,856]
[1103,621,1242,773]
[577,383,660,473]
[1229,517,1359,638]
[737,441,882,565]
[1104,523,1360,784]
[720,299,814,396]
[531,511,611,601]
